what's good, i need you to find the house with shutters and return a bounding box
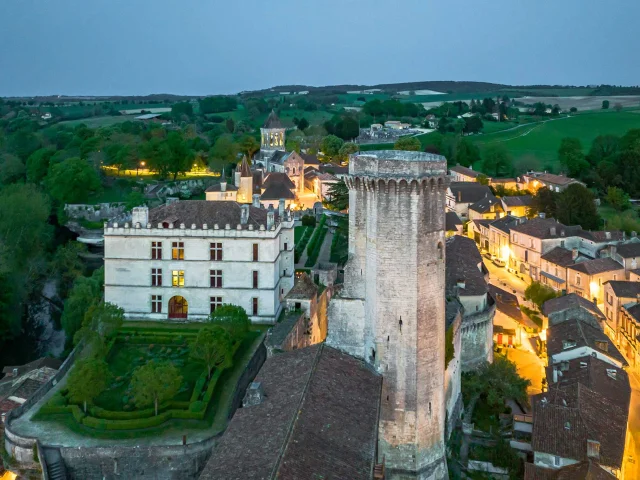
[602,281,640,348]
[446,182,493,220]
[566,258,626,305]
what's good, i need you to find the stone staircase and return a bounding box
[43,447,68,480]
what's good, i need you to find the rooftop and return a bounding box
[262,172,295,190]
[605,280,640,298]
[285,273,318,300]
[489,215,521,235]
[239,156,252,177]
[450,164,480,178]
[501,195,532,207]
[510,217,581,240]
[446,211,463,231]
[542,294,604,319]
[528,172,582,186]
[446,236,487,297]
[469,195,503,214]
[199,344,381,480]
[577,230,624,243]
[614,242,640,258]
[262,109,284,129]
[567,257,623,276]
[353,150,446,162]
[205,183,239,192]
[260,183,296,201]
[299,152,320,166]
[525,460,616,480]
[448,182,493,204]
[622,302,640,323]
[541,247,576,267]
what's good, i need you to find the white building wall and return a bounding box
[550,346,624,369]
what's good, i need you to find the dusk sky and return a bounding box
[1,0,638,96]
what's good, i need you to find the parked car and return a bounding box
[483,252,493,260]
[492,258,506,268]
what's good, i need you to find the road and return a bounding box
[624,369,640,479]
[483,259,529,303]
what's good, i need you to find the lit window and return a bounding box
[151,241,162,260]
[210,242,223,261]
[172,270,184,287]
[210,296,223,314]
[210,269,222,288]
[172,241,184,260]
[151,268,162,287]
[151,295,162,313]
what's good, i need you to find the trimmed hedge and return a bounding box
[305,224,328,267]
[294,226,313,263]
[190,371,208,402]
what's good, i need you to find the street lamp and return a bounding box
[137,161,146,176]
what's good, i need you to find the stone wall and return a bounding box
[460,304,496,371]
[547,308,601,330]
[65,203,126,221]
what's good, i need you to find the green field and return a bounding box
[58,115,139,128]
[468,110,640,171]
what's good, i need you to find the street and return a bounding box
[624,370,640,479]
[483,258,529,301]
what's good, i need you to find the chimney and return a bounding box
[458,191,462,202]
[252,194,261,208]
[539,212,546,219]
[267,206,275,230]
[605,231,611,240]
[242,382,265,407]
[278,198,285,217]
[235,169,241,187]
[220,181,227,192]
[611,245,617,257]
[572,248,578,261]
[131,206,149,227]
[550,227,556,236]
[552,366,558,383]
[240,204,250,225]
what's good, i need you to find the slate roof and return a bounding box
[320,163,349,175]
[450,165,480,178]
[448,182,493,204]
[489,215,521,235]
[199,344,381,480]
[525,461,616,480]
[269,150,289,165]
[622,303,640,323]
[262,172,296,190]
[146,201,279,229]
[260,183,296,201]
[488,284,525,324]
[542,294,604,319]
[605,280,640,298]
[577,230,624,243]
[541,247,576,267]
[614,242,640,258]
[532,172,581,186]
[299,152,320,167]
[285,273,318,300]
[567,258,623,276]
[469,195,503,214]
[445,236,488,296]
[205,183,239,192]
[263,109,283,129]
[446,211,463,231]
[239,156,252,177]
[510,217,581,240]
[546,318,627,366]
[501,195,532,207]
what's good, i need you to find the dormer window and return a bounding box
[562,339,576,349]
[594,340,609,352]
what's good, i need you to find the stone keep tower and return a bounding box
[260,110,285,162]
[327,150,449,479]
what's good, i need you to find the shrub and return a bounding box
[301,215,316,227]
[189,401,204,413]
[48,393,68,407]
[190,372,208,402]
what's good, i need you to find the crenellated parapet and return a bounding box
[344,175,450,194]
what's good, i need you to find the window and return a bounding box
[553,456,561,467]
[151,241,162,260]
[576,275,581,286]
[210,296,222,313]
[561,240,565,247]
[253,270,259,289]
[151,268,162,287]
[252,243,259,261]
[512,234,518,243]
[252,297,259,316]
[614,274,618,280]
[284,242,288,251]
[172,241,184,260]
[210,269,222,288]
[172,270,184,287]
[151,295,162,313]
[210,242,223,261]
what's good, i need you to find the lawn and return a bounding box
[58,115,140,128]
[469,110,640,171]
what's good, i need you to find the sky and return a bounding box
[1,0,639,97]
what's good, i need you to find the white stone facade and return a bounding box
[104,207,294,324]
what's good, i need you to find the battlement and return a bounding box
[349,150,448,179]
[345,175,450,193]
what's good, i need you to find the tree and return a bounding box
[238,135,260,161]
[171,102,193,120]
[190,326,233,379]
[338,142,359,160]
[130,361,183,416]
[570,107,578,113]
[394,136,421,151]
[476,174,490,186]
[558,137,588,177]
[208,134,237,174]
[525,282,559,310]
[164,131,193,180]
[334,116,359,140]
[26,148,55,183]
[297,117,309,131]
[66,358,110,413]
[45,157,102,204]
[0,153,25,185]
[556,184,600,229]
[513,154,541,174]
[208,304,250,340]
[74,301,124,355]
[602,100,610,109]
[482,144,512,177]
[125,191,146,212]
[605,186,631,211]
[463,116,483,134]
[454,138,480,167]
[321,135,344,157]
[323,179,349,212]
[528,187,557,219]
[587,134,620,166]
[50,242,86,299]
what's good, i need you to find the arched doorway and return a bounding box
[168,296,188,319]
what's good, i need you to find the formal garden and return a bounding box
[34,303,263,438]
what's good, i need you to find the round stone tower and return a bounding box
[329,150,449,479]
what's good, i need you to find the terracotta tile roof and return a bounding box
[199,344,381,480]
[546,318,626,366]
[469,195,503,214]
[532,172,581,186]
[446,236,488,296]
[542,294,604,319]
[285,273,318,299]
[567,258,623,276]
[263,172,296,189]
[450,165,480,178]
[501,195,532,207]
[606,280,640,298]
[541,247,576,267]
[263,109,283,129]
[614,242,640,258]
[148,201,279,229]
[448,182,493,204]
[510,217,581,240]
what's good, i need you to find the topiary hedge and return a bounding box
[305,216,328,267]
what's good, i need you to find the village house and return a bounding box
[609,243,640,277]
[468,195,504,221]
[446,211,464,237]
[446,182,493,220]
[104,202,295,323]
[425,114,439,129]
[303,170,340,202]
[542,294,605,331]
[619,302,640,369]
[487,215,521,262]
[489,284,536,346]
[488,177,518,190]
[501,195,532,218]
[603,281,640,347]
[449,164,481,183]
[566,258,626,305]
[540,247,585,292]
[577,230,626,258]
[467,218,491,251]
[518,171,585,193]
